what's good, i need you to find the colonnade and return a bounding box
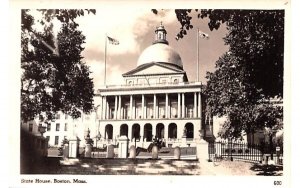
[100,92,202,120]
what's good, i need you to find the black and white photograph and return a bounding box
[6,0,295,187]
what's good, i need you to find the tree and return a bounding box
[204,53,283,139]
[152,9,284,139]
[154,9,284,98]
[21,9,96,122]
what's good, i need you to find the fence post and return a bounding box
[196,139,209,162]
[228,140,233,161]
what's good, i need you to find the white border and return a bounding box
[6,0,294,188]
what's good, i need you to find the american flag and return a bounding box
[107,36,119,45]
[198,30,209,39]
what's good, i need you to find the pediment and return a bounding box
[123,62,184,76]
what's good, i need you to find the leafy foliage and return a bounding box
[152,9,284,139]
[154,9,284,98]
[21,9,96,122]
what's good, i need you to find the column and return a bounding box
[178,93,181,118]
[142,94,145,119]
[106,100,109,119]
[114,96,118,120]
[165,93,169,118]
[182,93,185,118]
[130,95,133,119]
[156,97,159,118]
[153,94,157,119]
[128,125,132,142]
[152,125,155,138]
[105,97,108,120]
[144,97,147,118]
[133,98,136,119]
[102,96,106,120]
[198,92,201,118]
[140,124,144,142]
[164,125,168,139]
[194,92,197,118]
[118,95,122,119]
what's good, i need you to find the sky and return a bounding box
[31,9,229,89]
[74,9,229,88]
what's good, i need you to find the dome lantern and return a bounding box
[153,22,169,45]
[137,22,183,69]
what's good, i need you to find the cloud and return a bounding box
[86,58,124,88]
[77,9,178,87]
[86,59,105,88]
[77,9,177,56]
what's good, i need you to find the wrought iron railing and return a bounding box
[208,140,283,164]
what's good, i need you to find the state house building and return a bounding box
[22,23,214,148]
[92,23,213,148]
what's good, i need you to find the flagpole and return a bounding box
[197,28,199,82]
[104,33,107,86]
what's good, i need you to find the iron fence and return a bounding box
[208,141,283,164]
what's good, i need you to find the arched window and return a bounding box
[105,124,113,139]
[132,124,141,140]
[158,33,162,40]
[184,123,194,138]
[144,123,153,142]
[156,123,164,139]
[168,123,177,139]
[120,124,128,137]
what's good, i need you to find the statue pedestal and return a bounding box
[196,139,209,162]
[68,138,80,158]
[85,143,92,158]
[181,136,188,147]
[129,145,136,159]
[107,144,115,158]
[118,136,129,158]
[63,143,69,158]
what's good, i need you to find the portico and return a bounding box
[94,23,210,149]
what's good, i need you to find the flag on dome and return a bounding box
[198,30,209,39]
[107,36,120,45]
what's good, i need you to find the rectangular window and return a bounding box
[64,123,67,131]
[56,114,60,119]
[56,123,60,131]
[54,136,59,145]
[29,123,33,132]
[46,136,50,141]
[65,114,68,119]
[47,123,51,131]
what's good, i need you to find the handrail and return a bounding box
[99,81,202,89]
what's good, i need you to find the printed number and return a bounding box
[274,181,282,186]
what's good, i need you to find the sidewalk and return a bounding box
[22,157,283,175]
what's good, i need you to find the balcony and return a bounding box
[98,81,202,91]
